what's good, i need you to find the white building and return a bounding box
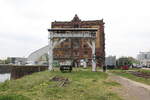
[27,45,49,65]
[137,52,150,67]
[105,56,116,66]
[8,57,27,65]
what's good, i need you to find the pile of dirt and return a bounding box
[50,76,70,87]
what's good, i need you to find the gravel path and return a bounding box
[109,74,150,100]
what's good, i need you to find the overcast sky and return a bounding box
[0,0,150,59]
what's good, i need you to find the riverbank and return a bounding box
[0,69,122,100]
[0,65,48,80]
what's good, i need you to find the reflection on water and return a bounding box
[0,73,11,83]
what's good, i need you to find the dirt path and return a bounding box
[109,73,150,100]
[142,68,150,70]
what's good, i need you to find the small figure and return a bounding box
[103,65,107,72]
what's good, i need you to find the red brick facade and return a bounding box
[51,15,105,66]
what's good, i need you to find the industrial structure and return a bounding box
[48,28,97,71]
[27,15,105,70]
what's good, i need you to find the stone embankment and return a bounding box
[0,64,11,74]
[0,64,48,79]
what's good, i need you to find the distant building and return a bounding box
[27,46,49,65]
[8,57,27,65]
[137,52,150,67]
[105,56,116,66]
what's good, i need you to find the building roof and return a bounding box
[52,14,104,25]
[71,14,81,22]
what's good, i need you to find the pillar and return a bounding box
[48,37,53,70]
[48,33,66,71]
[87,40,96,72]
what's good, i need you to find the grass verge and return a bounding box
[0,69,122,100]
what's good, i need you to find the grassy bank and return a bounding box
[110,69,150,85]
[0,69,122,100]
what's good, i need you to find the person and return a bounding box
[103,65,107,72]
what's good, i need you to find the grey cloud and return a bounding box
[1,0,150,58]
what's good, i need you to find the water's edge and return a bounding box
[0,73,11,83]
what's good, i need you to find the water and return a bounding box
[0,73,11,83]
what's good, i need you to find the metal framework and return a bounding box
[48,28,97,71]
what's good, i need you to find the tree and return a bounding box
[117,57,132,66]
[0,58,11,64]
[117,56,139,67]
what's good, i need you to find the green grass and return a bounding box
[0,94,30,100]
[138,69,150,74]
[0,68,122,100]
[110,70,150,85]
[103,81,121,86]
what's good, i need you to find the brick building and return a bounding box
[51,15,105,66]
